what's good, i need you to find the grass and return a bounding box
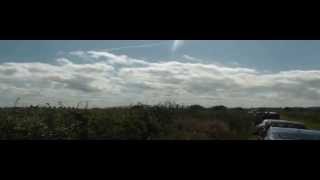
[280,108,320,130]
[0,102,257,140]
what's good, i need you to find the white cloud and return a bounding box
[1,51,320,107]
[71,50,150,66]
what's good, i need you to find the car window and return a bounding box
[277,132,300,140]
[272,123,285,128]
[289,124,305,129]
[276,131,320,140]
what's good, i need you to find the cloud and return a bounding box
[71,50,150,66]
[172,40,184,52]
[1,50,320,107]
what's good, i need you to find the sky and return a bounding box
[1,40,320,107]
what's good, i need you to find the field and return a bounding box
[0,103,320,140]
[280,107,320,130]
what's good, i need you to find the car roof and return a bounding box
[264,119,304,125]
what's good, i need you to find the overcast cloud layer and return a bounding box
[1,50,320,107]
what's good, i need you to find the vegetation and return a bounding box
[1,102,319,140]
[280,107,320,130]
[0,102,258,140]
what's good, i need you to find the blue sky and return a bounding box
[1,40,320,107]
[1,40,320,71]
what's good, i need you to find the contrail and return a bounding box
[105,41,168,52]
[68,41,170,57]
[171,40,184,52]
